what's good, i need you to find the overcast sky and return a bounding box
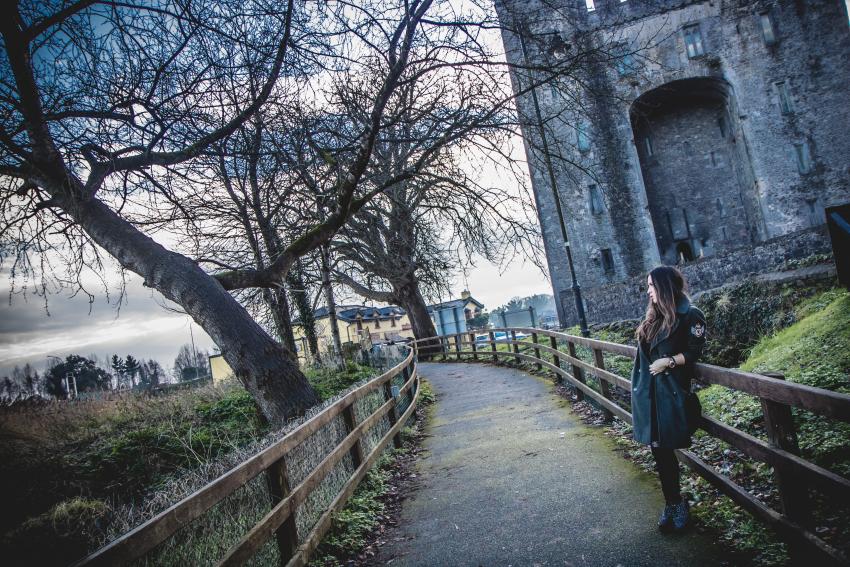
[0,7,554,379]
[0,257,551,378]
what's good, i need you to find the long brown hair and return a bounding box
[636,266,688,344]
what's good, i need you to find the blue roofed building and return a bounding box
[427,290,485,336]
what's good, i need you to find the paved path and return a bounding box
[372,362,729,567]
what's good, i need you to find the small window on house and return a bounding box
[374,318,381,329]
[601,248,615,274]
[585,0,596,12]
[759,13,777,46]
[588,184,605,215]
[794,142,813,174]
[776,81,793,114]
[683,24,705,58]
[643,136,654,157]
[577,122,591,152]
[390,317,397,328]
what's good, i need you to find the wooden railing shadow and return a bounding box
[413,328,850,566]
[74,349,420,567]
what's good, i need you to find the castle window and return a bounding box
[585,0,595,12]
[710,151,716,166]
[676,241,695,263]
[615,43,637,76]
[776,81,793,114]
[759,13,777,46]
[715,198,724,217]
[794,142,813,174]
[683,24,705,58]
[718,115,727,138]
[601,248,615,274]
[577,121,591,152]
[588,184,604,215]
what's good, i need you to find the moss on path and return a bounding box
[371,362,732,567]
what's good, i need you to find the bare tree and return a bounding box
[1,0,613,424]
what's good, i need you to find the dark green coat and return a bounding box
[630,297,707,448]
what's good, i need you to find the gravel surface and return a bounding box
[369,362,731,567]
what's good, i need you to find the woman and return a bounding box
[630,266,706,532]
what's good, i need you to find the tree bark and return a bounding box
[394,277,440,356]
[61,192,320,427]
[320,245,344,367]
[287,263,320,362]
[263,287,298,358]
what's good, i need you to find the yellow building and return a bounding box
[293,305,414,357]
[293,292,485,357]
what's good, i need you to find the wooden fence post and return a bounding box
[549,335,561,381]
[511,330,520,363]
[470,333,478,361]
[383,377,403,449]
[266,458,299,563]
[567,341,586,401]
[592,347,614,422]
[761,373,811,536]
[489,330,497,362]
[532,332,542,371]
[342,404,366,468]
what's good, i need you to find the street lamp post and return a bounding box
[515,23,590,337]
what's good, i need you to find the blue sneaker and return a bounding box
[671,500,690,531]
[658,504,675,531]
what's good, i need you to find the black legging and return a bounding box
[651,447,681,505]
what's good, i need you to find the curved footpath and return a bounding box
[370,362,730,567]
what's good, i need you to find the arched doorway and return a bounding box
[630,77,761,265]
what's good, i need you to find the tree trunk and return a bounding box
[263,287,298,359]
[320,245,344,367]
[72,197,320,427]
[394,277,440,356]
[287,263,320,362]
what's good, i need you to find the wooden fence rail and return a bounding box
[413,328,850,566]
[74,350,420,567]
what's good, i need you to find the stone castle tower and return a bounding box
[496,0,850,325]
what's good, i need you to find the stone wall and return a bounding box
[558,225,831,325]
[496,0,850,326]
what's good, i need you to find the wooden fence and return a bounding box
[74,349,420,567]
[414,328,850,566]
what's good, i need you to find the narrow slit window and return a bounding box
[683,24,705,58]
[615,43,637,76]
[776,81,793,114]
[794,142,813,174]
[644,136,654,157]
[588,184,605,215]
[760,13,777,46]
[601,249,615,274]
[718,115,727,138]
[710,151,716,166]
[577,121,591,152]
